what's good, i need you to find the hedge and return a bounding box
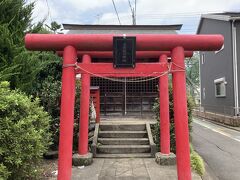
[0,81,51,179]
[151,85,205,176]
[151,85,194,153]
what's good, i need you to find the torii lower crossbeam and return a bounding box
[75,62,169,77]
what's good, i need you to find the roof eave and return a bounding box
[201,14,231,21]
[62,24,183,31]
[197,14,240,34]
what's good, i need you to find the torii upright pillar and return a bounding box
[155,54,176,166]
[58,46,77,180]
[72,54,93,166]
[159,54,170,154]
[172,46,191,180]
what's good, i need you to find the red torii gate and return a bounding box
[25,34,223,180]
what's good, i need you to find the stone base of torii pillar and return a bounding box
[155,152,176,166]
[72,152,93,166]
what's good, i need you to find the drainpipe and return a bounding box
[232,20,239,116]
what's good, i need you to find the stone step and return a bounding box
[98,131,147,138]
[98,138,149,145]
[95,153,152,158]
[99,124,146,131]
[97,145,151,154]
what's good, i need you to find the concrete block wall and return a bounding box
[193,110,240,127]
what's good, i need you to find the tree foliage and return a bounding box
[152,85,194,153]
[152,85,205,176]
[0,0,65,152]
[0,0,34,43]
[0,0,62,94]
[186,53,200,85]
[37,77,82,150]
[0,0,33,81]
[185,53,200,98]
[45,21,62,33]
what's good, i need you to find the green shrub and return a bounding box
[38,77,81,151]
[0,81,51,179]
[151,85,205,176]
[191,150,205,176]
[38,76,61,150]
[0,164,10,180]
[152,85,194,153]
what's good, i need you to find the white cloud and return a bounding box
[94,0,240,28]
[30,0,240,33]
[31,0,49,24]
[136,0,240,14]
[95,12,132,25]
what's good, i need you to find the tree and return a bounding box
[152,85,194,153]
[46,21,62,33]
[0,0,34,44]
[185,53,200,99]
[186,53,200,85]
[0,0,34,81]
[0,0,62,94]
[0,0,64,152]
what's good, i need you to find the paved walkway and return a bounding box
[71,158,201,180]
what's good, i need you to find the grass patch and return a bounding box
[190,145,205,177]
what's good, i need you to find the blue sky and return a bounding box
[30,0,240,34]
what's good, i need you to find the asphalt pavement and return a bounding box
[192,118,240,180]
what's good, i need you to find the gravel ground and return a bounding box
[40,159,58,179]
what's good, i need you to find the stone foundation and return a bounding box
[72,152,93,166]
[155,152,176,166]
[193,110,240,127]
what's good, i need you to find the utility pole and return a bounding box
[96,14,101,24]
[132,8,136,25]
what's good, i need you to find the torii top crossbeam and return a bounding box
[25,34,223,51]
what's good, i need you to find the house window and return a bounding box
[214,77,226,97]
[201,53,205,64]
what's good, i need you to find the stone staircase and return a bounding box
[92,122,156,158]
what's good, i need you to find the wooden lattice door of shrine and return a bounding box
[91,77,158,116]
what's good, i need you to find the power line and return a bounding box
[136,10,223,16]
[111,0,121,25]
[91,11,216,22]
[45,0,53,22]
[128,0,134,14]
[77,11,209,21]
[135,0,137,24]
[127,0,135,25]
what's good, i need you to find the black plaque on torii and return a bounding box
[113,36,136,68]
